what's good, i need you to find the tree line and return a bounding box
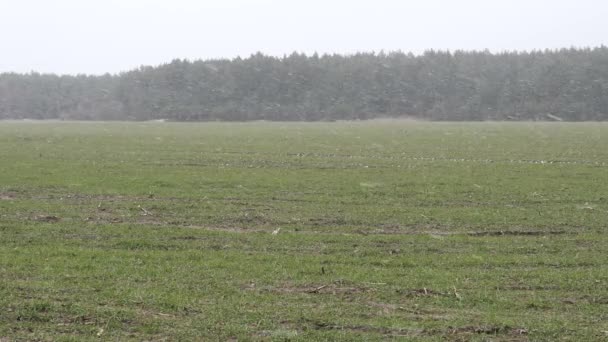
[1,47,607,121]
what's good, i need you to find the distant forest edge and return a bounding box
[1,47,607,121]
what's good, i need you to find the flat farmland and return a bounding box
[0,121,607,341]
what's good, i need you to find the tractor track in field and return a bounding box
[63,215,575,238]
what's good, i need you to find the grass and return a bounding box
[0,120,607,341]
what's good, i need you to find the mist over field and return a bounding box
[2,0,608,340]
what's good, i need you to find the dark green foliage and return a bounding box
[1,47,608,121]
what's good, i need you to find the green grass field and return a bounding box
[1,121,607,341]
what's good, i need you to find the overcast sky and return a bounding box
[0,0,606,75]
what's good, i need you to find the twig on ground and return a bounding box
[307,285,328,293]
[138,205,151,216]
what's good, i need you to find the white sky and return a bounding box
[0,0,606,75]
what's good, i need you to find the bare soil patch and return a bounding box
[253,281,373,296]
[0,192,17,200]
[500,285,561,291]
[293,318,423,337]
[400,288,449,298]
[291,319,528,339]
[34,215,61,223]
[441,325,529,341]
[467,230,568,237]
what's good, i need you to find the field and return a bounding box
[0,121,607,341]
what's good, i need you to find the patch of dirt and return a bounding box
[353,224,575,237]
[308,217,353,226]
[357,224,455,235]
[32,193,141,202]
[85,216,124,224]
[256,281,373,296]
[467,230,567,237]
[83,215,274,234]
[58,315,97,325]
[565,296,608,305]
[336,228,571,237]
[171,235,203,241]
[66,212,576,241]
[175,224,269,234]
[34,215,61,223]
[271,197,315,203]
[442,325,529,339]
[499,285,561,291]
[0,192,17,200]
[228,213,276,225]
[298,318,423,337]
[136,215,164,225]
[137,308,176,319]
[398,288,449,298]
[294,319,528,339]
